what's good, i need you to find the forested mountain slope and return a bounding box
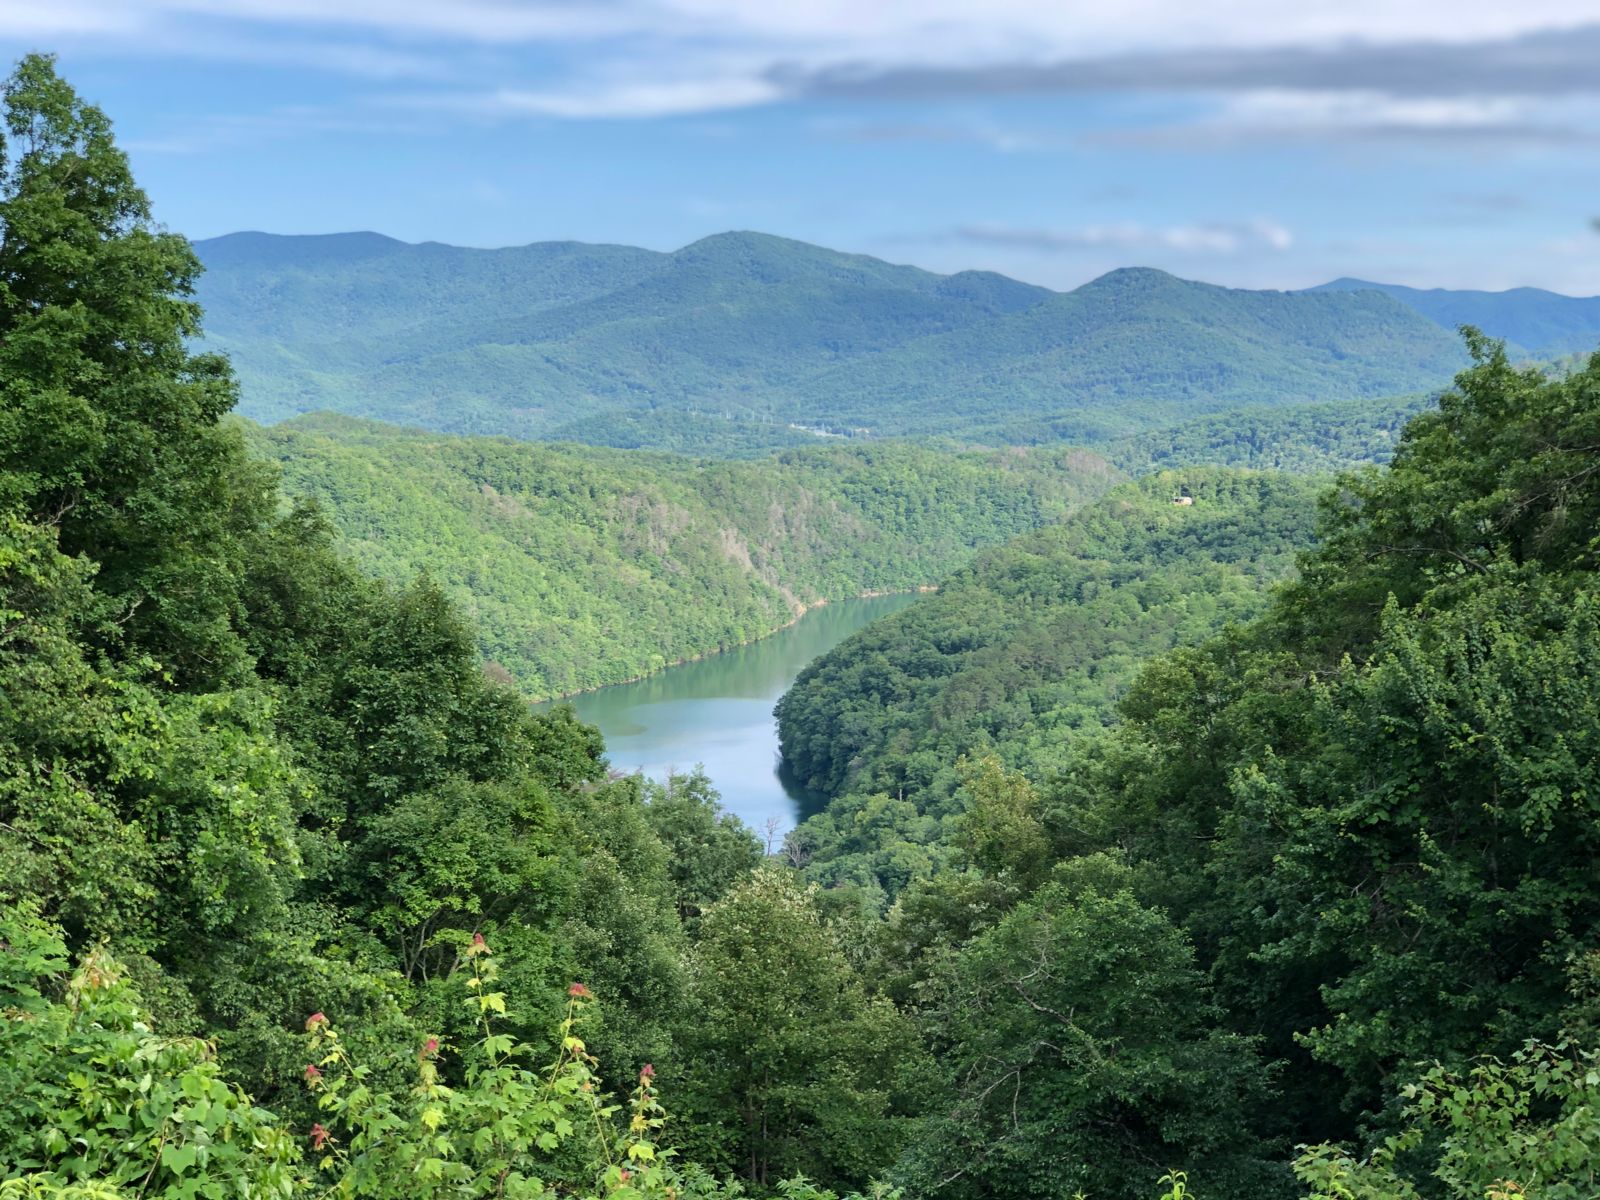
[197,230,1050,439]
[251,383,1435,705]
[775,468,1322,891]
[197,231,1468,450]
[1311,276,1600,358]
[1105,391,1434,474]
[765,338,1600,1200]
[793,268,1464,442]
[250,415,1119,697]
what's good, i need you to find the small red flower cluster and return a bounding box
[304,1063,322,1082]
[568,982,592,999]
[640,1063,655,1079]
[421,1036,440,1058]
[309,1122,329,1151]
[305,1011,327,1032]
[466,931,490,957]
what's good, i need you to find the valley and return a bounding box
[250,414,1117,697]
[538,592,920,835]
[6,43,1600,1200]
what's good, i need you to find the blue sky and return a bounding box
[4,1,1600,293]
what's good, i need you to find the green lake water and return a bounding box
[539,593,921,836]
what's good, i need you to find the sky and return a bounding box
[3,1,1600,294]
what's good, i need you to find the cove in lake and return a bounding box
[538,593,921,837]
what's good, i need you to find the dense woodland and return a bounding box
[249,416,1116,698]
[245,396,1434,700]
[775,468,1323,895]
[777,327,1600,1196]
[1311,277,1600,359]
[1102,392,1433,475]
[4,54,1600,1200]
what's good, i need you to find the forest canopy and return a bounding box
[251,415,1119,698]
[3,50,1600,1200]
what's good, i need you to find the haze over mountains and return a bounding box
[189,229,1577,455]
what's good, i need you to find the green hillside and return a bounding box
[197,232,1469,450]
[195,231,661,341]
[250,415,1120,698]
[1105,390,1434,474]
[768,345,1600,1197]
[774,468,1322,892]
[1310,276,1600,358]
[797,267,1464,440]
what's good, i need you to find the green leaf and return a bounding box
[161,1142,198,1175]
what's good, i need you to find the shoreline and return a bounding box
[528,585,937,705]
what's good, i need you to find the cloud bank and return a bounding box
[8,1,1600,128]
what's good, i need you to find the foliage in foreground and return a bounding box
[13,903,1598,1200]
[0,907,894,1200]
[1294,1040,1600,1199]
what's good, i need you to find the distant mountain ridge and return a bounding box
[195,230,1476,452]
[1307,277,1600,359]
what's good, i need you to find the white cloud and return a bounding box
[7,0,1600,127]
[0,1,140,36]
[461,77,786,119]
[6,1,1600,68]
[3,1,644,43]
[810,118,1072,152]
[11,0,1595,52]
[954,218,1294,255]
[1089,90,1600,151]
[1224,90,1531,130]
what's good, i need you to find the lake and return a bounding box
[538,593,921,837]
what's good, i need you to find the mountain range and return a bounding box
[194,230,1595,453]
[1308,277,1600,359]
